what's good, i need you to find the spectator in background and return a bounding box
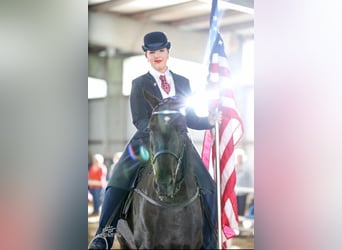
[108,152,122,180]
[235,149,253,216]
[88,153,108,217]
[88,151,94,203]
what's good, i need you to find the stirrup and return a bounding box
[88,233,109,250]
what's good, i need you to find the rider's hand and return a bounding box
[208,110,223,126]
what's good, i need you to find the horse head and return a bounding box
[143,90,188,200]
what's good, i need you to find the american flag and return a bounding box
[201,0,244,248]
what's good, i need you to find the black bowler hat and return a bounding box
[142,31,171,52]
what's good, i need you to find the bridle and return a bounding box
[134,107,199,208]
[150,109,186,196]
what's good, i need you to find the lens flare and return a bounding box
[128,144,150,162]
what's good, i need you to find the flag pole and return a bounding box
[215,116,222,249]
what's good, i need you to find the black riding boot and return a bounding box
[88,186,128,250]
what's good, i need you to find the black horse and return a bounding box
[117,91,203,249]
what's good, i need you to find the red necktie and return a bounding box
[159,75,170,94]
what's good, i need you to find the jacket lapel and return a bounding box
[143,72,163,99]
[171,71,186,96]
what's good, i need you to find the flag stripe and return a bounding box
[201,0,244,248]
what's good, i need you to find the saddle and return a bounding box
[119,163,151,220]
[116,166,149,249]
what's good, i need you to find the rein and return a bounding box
[134,187,199,209]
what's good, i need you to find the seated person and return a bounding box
[88,31,221,250]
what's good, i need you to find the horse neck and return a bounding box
[179,140,198,191]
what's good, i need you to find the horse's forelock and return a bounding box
[152,96,185,113]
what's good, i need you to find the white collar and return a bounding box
[149,67,171,80]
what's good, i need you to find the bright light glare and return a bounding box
[88,77,107,99]
[186,89,220,117]
[240,39,254,85]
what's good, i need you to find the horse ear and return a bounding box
[143,89,161,108]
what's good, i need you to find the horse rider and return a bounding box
[88,31,220,250]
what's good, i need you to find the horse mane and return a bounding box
[181,138,198,189]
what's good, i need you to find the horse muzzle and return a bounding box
[154,178,176,200]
